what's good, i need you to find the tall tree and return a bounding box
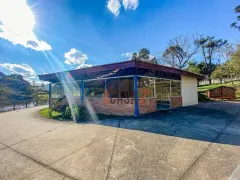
[199,36,228,84]
[131,48,158,64]
[162,35,201,69]
[231,5,240,31]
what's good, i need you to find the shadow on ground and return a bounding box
[80,102,240,146]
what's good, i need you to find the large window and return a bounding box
[120,78,134,98]
[106,77,134,98]
[51,82,81,98]
[138,77,154,98]
[84,79,105,97]
[171,80,181,97]
[155,79,170,100]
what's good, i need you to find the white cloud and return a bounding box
[122,52,133,58]
[107,0,139,16]
[107,0,121,16]
[64,48,92,69]
[76,64,93,69]
[0,63,37,80]
[0,0,51,51]
[122,0,139,10]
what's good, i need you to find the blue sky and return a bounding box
[0,0,239,84]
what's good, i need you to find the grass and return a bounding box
[40,108,62,119]
[198,80,240,100]
[40,108,121,121]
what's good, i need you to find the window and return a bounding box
[84,79,105,97]
[155,79,170,100]
[120,78,134,98]
[106,77,134,98]
[51,81,81,98]
[138,77,154,98]
[171,80,181,97]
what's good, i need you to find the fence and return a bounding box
[199,77,239,86]
[0,99,48,112]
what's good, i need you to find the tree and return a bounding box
[185,60,201,74]
[231,5,240,31]
[131,48,158,64]
[230,45,240,79]
[199,36,228,84]
[211,65,228,84]
[138,48,150,59]
[162,35,201,69]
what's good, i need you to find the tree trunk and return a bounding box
[208,78,211,85]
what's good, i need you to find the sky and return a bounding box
[0,0,239,84]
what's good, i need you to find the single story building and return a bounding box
[38,60,204,116]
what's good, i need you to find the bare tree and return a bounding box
[162,34,201,69]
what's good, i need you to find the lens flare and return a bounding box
[41,50,99,122]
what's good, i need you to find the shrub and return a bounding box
[62,106,72,120]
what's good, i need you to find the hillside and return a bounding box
[0,73,34,101]
[0,72,6,79]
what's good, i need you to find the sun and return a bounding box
[0,0,51,51]
[0,0,35,34]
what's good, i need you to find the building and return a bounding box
[38,60,204,116]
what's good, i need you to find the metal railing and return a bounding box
[0,99,48,112]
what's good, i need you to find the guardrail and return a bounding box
[0,99,48,112]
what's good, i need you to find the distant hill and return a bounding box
[0,72,6,79]
[0,74,34,101]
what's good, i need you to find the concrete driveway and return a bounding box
[0,102,239,180]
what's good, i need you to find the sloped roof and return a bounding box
[38,60,204,83]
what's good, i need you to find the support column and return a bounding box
[48,83,52,108]
[134,75,139,116]
[81,80,84,106]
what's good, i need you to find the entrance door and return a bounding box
[155,79,171,110]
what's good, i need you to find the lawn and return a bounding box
[40,108,121,121]
[198,80,240,100]
[40,108,62,119]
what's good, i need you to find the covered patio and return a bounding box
[38,60,204,116]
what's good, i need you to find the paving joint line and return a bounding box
[105,119,121,180]
[178,109,240,180]
[0,129,117,180]
[8,125,67,147]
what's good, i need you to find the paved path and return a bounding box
[0,102,239,180]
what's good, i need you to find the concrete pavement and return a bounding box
[0,102,239,180]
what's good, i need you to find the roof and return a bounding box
[38,60,205,83]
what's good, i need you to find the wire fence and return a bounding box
[0,99,48,112]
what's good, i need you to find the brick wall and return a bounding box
[139,98,157,114]
[171,96,182,108]
[208,86,236,100]
[51,97,157,116]
[85,97,135,116]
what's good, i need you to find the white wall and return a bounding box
[181,75,198,106]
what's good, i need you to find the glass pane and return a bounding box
[119,78,134,98]
[84,79,105,97]
[138,77,154,98]
[106,78,119,98]
[171,80,181,97]
[51,83,65,98]
[155,78,170,109]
